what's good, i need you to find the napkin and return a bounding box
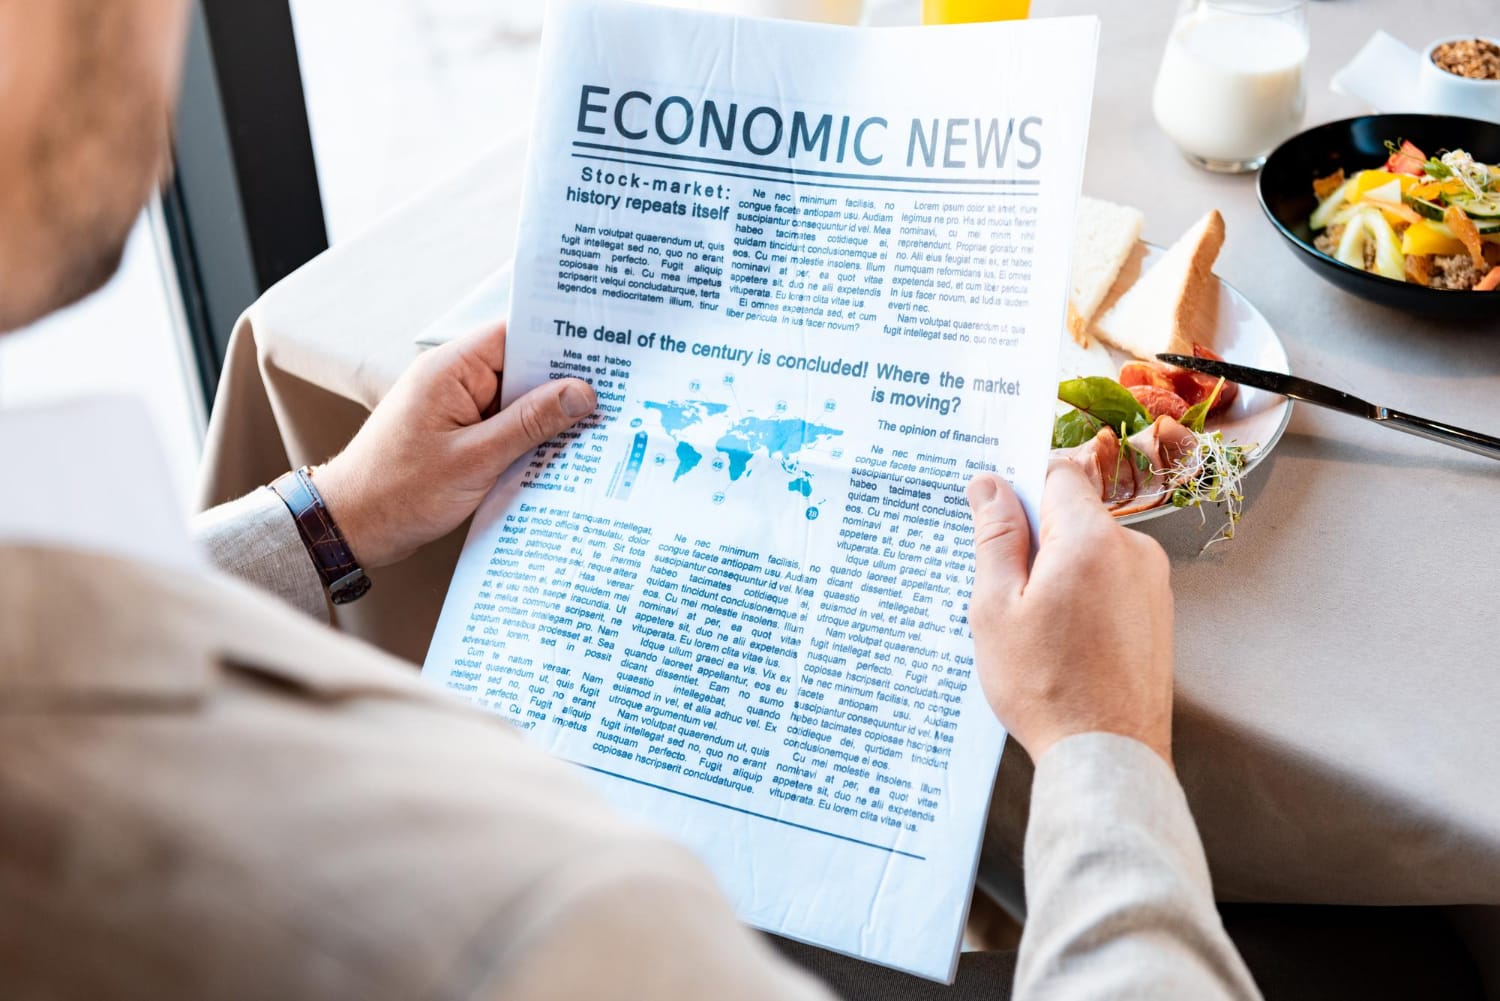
[1331,31,1426,114]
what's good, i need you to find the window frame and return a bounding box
[162,0,328,409]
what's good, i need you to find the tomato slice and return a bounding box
[1119,361,1175,391]
[1128,385,1188,421]
[1385,140,1427,177]
[1119,347,1239,416]
[1161,345,1240,414]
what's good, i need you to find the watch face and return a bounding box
[329,571,372,605]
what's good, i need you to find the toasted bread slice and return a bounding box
[1093,209,1224,361]
[1067,196,1145,347]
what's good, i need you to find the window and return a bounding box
[291,0,546,243]
[0,207,204,505]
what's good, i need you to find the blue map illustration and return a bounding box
[637,400,843,514]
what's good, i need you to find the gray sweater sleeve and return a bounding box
[1015,733,1263,1001]
[192,488,328,621]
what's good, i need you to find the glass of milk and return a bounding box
[1152,0,1309,173]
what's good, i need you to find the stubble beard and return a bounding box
[0,2,174,333]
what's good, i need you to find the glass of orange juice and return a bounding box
[918,0,1026,22]
[922,0,1029,23]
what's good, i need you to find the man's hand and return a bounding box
[967,464,1175,766]
[312,324,596,568]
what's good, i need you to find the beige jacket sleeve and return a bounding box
[1016,732,1263,1000]
[191,488,328,620]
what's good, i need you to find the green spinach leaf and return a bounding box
[1052,409,1104,449]
[1180,377,1226,433]
[1056,377,1153,436]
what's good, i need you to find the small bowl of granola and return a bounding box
[1420,37,1500,123]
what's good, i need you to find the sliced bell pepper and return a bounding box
[1401,220,1467,257]
[1409,178,1465,201]
[1352,170,1418,199]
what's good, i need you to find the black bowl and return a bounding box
[1258,114,1500,321]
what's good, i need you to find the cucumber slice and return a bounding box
[1451,192,1500,219]
[1311,178,1354,231]
[1403,195,1448,221]
[1404,191,1500,228]
[1428,216,1500,236]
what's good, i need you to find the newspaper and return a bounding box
[423,0,1097,979]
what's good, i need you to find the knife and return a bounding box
[1157,354,1500,462]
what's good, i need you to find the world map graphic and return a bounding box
[636,400,843,514]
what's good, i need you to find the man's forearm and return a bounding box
[192,489,328,620]
[1015,733,1262,1000]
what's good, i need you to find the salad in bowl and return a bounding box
[1308,139,1500,291]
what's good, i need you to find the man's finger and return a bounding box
[454,321,508,373]
[467,378,597,466]
[968,473,1031,607]
[432,323,509,415]
[1039,460,1113,545]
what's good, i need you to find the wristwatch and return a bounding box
[269,467,373,605]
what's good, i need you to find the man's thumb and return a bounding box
[968,473,1031,607]
[470,378,597,464]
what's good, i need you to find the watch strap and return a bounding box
[268,468,372,605]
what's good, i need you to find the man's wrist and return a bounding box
[1024,726,1174,771]
[306,460,393,568]
[268,467,372,605]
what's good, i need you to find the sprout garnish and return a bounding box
[1158,430,1255,551]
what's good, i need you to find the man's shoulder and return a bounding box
[0,540,424,708]
[0,540,703,999]
[0,542,213,708]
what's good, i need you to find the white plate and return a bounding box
[1059,242,1293,526]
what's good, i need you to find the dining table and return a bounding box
[198,0,1500,975]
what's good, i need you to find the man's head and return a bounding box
[0,0,190,332]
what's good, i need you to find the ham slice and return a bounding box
[1049,416,1198,517]
[1049,426,1136,508]
[1113,416,1197,516]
